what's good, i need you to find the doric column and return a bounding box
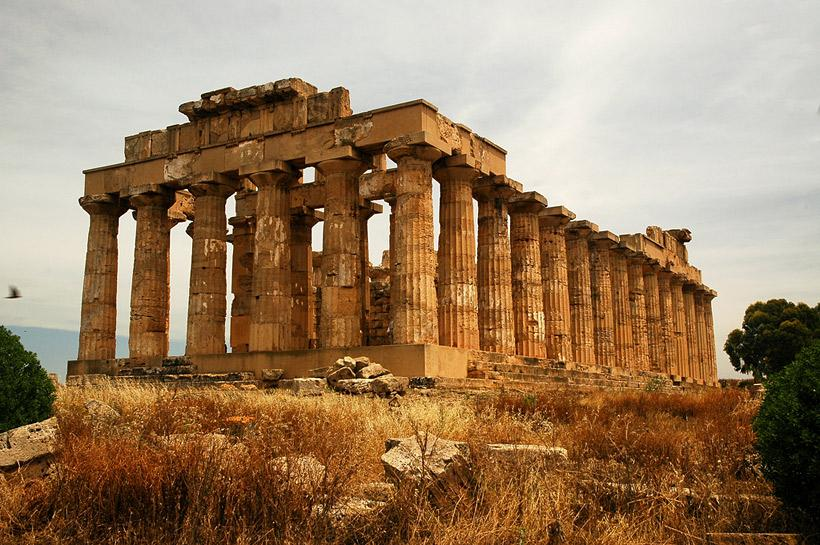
[590,231,619,368]
[538,206,576,361]
[657,270,678,376]
[185,176,235,356]
[643,261,665,373]
[694,288,709,384]
[704,289,718,385]
[228,189,257,353]
[433,160,480,349]
[626,252,650,372]
[359,202,380,346]
[78,193,127,360]
[669,275,689,380]
[474,176,519,354]
[385,142,442,345]
[508,191,548,358]
[610,244,634,370]
[128,188,175,360]
[565,220,598,365]
[682,283,700,382]
[241,161,296,352]
[291,207,322,350]
[316,155,369,347]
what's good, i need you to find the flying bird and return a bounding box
[6,286,21,299]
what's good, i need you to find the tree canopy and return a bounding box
[0,325,56,432]
[724,299,820,379]
[753,340,820,517]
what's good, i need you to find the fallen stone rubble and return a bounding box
[271,356,409,397]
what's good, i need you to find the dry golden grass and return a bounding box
[0,382,798,545]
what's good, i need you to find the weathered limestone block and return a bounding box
[242,161,297,352]
[333,378,374,395]
[128,189,175,360]
[228,189,257,353]
[287,378,326,396]
[565,220,598,365]
[590,231,618,368]
[327,365,356,386]
[0,417,58,471]
[316,156,368,348]
[78,194,127,360]
[186,177,235,355]
[434,161,480,349]
[261,368,285,382]
[381,433,472,504]
[539,206,575,361]
[385,142,442,345]
[357,363,390,379]
[371,375,408,396]
[609,245,634,370]
[271,455,326,491]
[483,444,568,468]
[626,254,651,372]
[474,176,519,355]
[508,191,548,358]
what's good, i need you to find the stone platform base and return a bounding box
[68,344,714,392]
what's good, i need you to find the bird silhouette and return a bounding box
[6,286,21,299]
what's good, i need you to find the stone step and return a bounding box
[118,365,196,376]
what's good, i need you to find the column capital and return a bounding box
[384,139,443,163]
[79,193,127,216]
[241,160,297,189]
[314,156,369,177]
[128,188,175,210]
[234,188,258,216]
[189,177,237,198]
[473,175,522,200]
[228,214,255,229]
[432,157,481,184]
[590,230,620,248]
[290,206,325,227]
[508,191,548,214]
[539,205,576,227]
[565,219,599,239]
[641,257,662,274]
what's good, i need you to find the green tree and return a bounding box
[753,340,820,517]
[724,299,820,379]
[0,325,56,432]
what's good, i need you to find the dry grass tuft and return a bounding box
[0,383,801,544]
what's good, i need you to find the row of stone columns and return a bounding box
[77,140,717,384]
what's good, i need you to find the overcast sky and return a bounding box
[1,1,818,379]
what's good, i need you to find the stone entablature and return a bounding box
[73,77,719,388]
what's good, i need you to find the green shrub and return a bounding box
[0,325,56,432]
[753,340,820,515]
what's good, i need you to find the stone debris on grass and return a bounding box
[0,418,58,473]
[483,443,568,468]
[286,378,327,396]
[304,356,408,397]
[381,433,472,505]
[271,455,326,490]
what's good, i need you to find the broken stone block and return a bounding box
[272,455,326,491]
[0,417,58,472]
[84,399,120,423]
[483,444,568,468]
[317,497,386,528]
[289,378,325,396]
[352,356,371,371]
[327,366,356,386]
[333,378,374,395]
[357,363,390,379]
[371,375,408,397]
[334,356,357,370]
[308,366,332,378]
[261,368,285,382]
[381,433,472,504]
[359,481,396,502]
[409,376,438,389]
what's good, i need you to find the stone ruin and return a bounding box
[69,77,718,388]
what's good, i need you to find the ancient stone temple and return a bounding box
[69,78,719,388]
